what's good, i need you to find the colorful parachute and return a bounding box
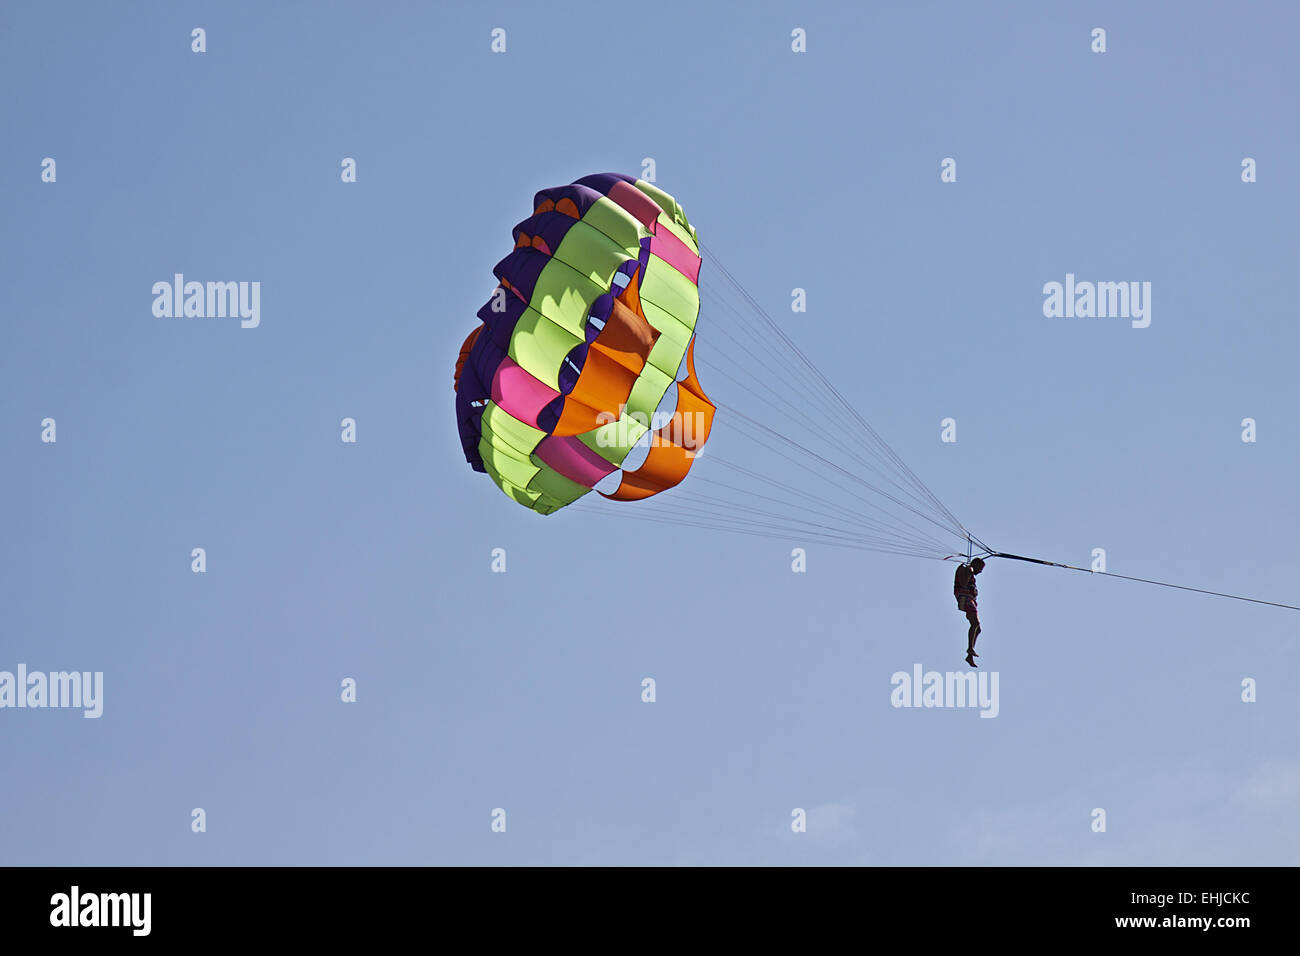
[454,174,714,514]
[453,175,976,562]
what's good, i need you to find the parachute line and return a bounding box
[702,247,968,534]
[609,242,974,560]
[556,232,977,561]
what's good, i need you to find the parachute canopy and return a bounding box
[455,174,714,514]
[454,173,974,564]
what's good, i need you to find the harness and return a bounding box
[954,565,978,600]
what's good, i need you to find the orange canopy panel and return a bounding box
[602,338,715,501]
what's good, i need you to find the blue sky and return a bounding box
[1,0,1296,865]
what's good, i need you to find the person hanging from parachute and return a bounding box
[954,557,984,667]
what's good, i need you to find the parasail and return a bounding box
[454,173,713,515]
[453,172,975,561]
[452,173,1299,612]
